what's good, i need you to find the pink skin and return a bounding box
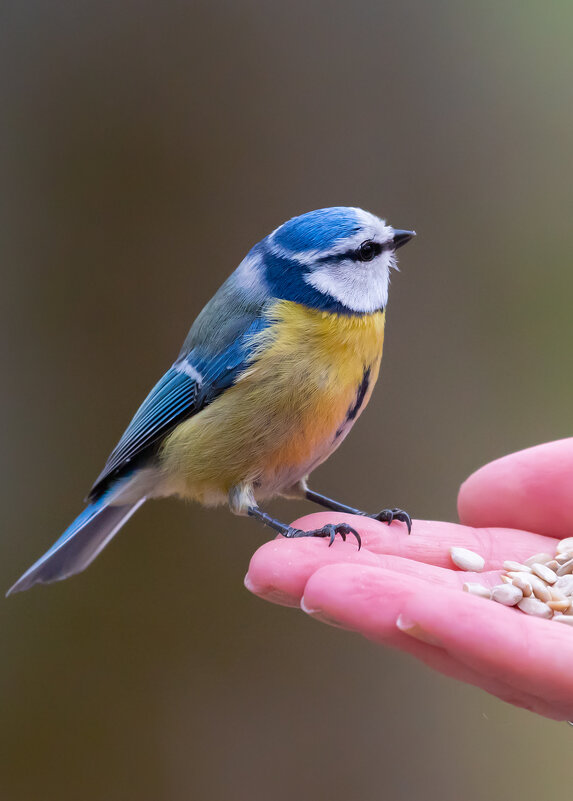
[244,439,573,720]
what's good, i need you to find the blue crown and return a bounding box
[272,207,362,253]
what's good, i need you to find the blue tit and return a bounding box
[8,207,415,595]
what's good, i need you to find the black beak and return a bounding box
[392,229,416,250]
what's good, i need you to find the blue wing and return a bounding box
[88,316,268,499]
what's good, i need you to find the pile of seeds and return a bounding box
[453,538,573,624]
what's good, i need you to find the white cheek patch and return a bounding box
[305,250,395,313]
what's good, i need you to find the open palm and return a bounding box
[245,439,573,720]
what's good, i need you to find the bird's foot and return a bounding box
[372,508,412,534]
[284,523,361,549]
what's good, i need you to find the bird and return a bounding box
[7,206,415,595]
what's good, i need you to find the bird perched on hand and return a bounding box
[8,206,415,595]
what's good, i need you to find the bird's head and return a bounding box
[250,207,414,315]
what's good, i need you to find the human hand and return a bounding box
[244,439,573,720]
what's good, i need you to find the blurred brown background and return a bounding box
[2,1,573,799]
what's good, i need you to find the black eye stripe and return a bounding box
[316,241,385,265]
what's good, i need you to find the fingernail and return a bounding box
[243,574,299,607]
[300,597,345,627]
[300,597,319,615]
[396,613,443,646]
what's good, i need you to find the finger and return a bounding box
[458,438,573,538]
[245,542,523,702]
[291,513,556,568]
[299,563,541,712]
[245,537,381,607]
[245,533,505,607]
[301,563,573,719]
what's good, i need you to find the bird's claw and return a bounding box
[373,507,412,535]
[284,523,361,549]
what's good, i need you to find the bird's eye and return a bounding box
[357,240,378,262]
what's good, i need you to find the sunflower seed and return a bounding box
[531,563,557,584]
[517,598,553,618]
[522,574,551,599]
[532,584,552,603]
[463,582,491,599]
[556,558,573,577]
[511,570,536,582]
[548,598,571,613]
[492,584,523,606]
[555,575,573,596]
[450,547,485,572]
[524,553,553,567]
[512,576,532,597]
[553,615,573,626]
[557,538,573,553]
[503,560,532,573]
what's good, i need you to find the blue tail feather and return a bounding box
[7,494,145,596]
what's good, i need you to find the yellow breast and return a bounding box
[160,300,385,502]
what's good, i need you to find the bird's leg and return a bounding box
[304,487,412,534]
[246,506,361,548]
[229,483,361,547]
[246,506,290,535]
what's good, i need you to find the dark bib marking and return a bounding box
[335,367,371,438]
